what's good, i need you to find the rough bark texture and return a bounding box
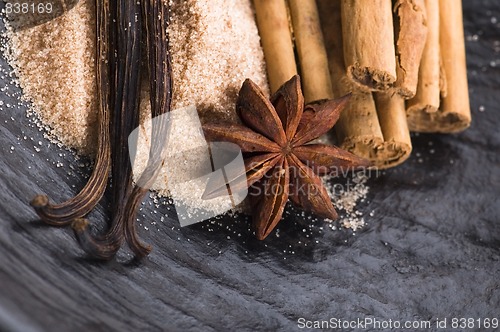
[320,0,412,169]
[253,0,297,94]
[407,0,442,114]
[407,0,472,133]
[341,0,397,92]
[393,0,428,98]
[0,1,499,331]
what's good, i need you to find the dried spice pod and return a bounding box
[73,0,142,260]
[202,76,370,240]
[30,0,111,226]
[73,0,172,260]
[123,0,172,258]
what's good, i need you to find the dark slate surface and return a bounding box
[0,1,499,331]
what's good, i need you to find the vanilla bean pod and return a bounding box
[72,0,143,260]
[30,0,111,226]
[73,0,172,260]
[124,0,172,258]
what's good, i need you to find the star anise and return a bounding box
[202,75,371,240]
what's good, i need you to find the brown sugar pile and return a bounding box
[7,1,98,155]
[167,0,269,121]
[6,0,268,155]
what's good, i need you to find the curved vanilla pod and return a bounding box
[73,0,172,260]
[31,0,111,226]
[73,0,143,260]
[124,0,172,258]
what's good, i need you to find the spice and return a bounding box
[253,0,297,94]
[288,0,333,104]
[406,0,471,133]
[407,0,444,116]
[74,0,172,260]
[318,0,412,169]
[202,75,370,240]
[27,0,173,260]
[393,0,428,99]
[30,0,111,226]
[340,0,397,92]
[70,0,141,259]
[123,0,173,257]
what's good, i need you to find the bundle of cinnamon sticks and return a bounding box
[253,0,471,169]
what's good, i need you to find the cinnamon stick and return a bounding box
[288,0,332,103]
[318,0,412,169]
[374,92,412,167]
[340,0,397,92]
[406,0,441,115]
[253,0,297,94]
[439,0,471,132]
[393,0,428,99]
[407,0,471,133]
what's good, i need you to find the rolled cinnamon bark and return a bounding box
[407,0,441,114]
[340,0,397,92]
[333,92,385,163]
[288,0,332,103]
[318,0,412,169]
[393,0,428,99]
[253,0,297,94]
[407,0,471,133]
[374,93,412,167]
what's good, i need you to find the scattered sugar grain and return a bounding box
[322,172,370,232]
